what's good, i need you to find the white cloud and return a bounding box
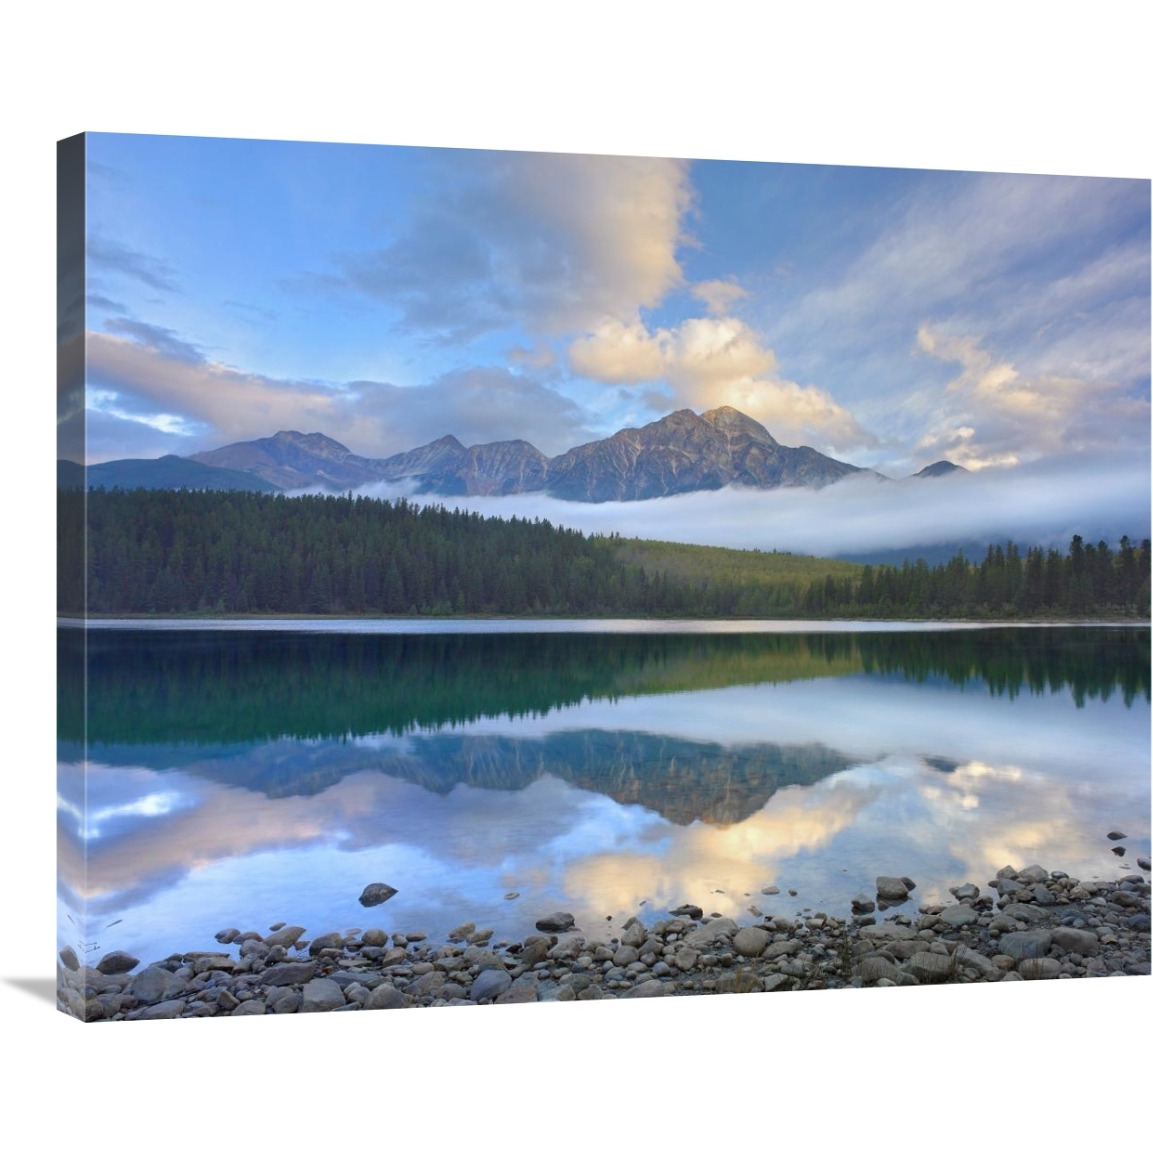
[691,278,749,316]
[913,324,1151,468]
[570,314,875,453]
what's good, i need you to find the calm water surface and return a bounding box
[57,624,1150,965]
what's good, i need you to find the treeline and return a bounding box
[801,538,1151,619]
[71,488,1150,618]
[82,489,644,616]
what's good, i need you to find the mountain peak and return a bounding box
[270,430,352,455]
[913,460,967,479]
[700,406,778,445]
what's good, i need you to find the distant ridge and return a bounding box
[72,411,967,502]
[79,406,892,503]
[86,455,280,493]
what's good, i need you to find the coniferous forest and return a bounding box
[61,488,1151,619]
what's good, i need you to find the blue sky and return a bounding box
[83,132,1150,481]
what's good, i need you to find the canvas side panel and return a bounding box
[57,132,89,1019]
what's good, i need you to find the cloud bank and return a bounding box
[355,451,1150,557]
[85,331,596,460]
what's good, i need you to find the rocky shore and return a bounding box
[58,862,1151,1021]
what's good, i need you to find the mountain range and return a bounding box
[70,406,964,502]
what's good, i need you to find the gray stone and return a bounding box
[764,939,802,959]
[193,954,236,974]
[301,978,346,1012]
[670,904,703,920]
[856,956,900,983]
[876,877,909,901]
[761,973,794,992]
[269,990,302,1014]
[231,999,266,1015]
[470,969,513,1002]
[261,960,316,986]
[214,928,240,944]
[950,883,981,901]
[906,951,957,983]
[953,945,998,975]
[621,921,648,948]
[263,925,305,949]
[1033,885,1057,905]
[623,979,668,998]
[1106,831,1127,840]
[358,882,398,907]
[308,932,344,956]
[732,926,770,958]
[517,937,551,966]
[535,912,576,933]
[1001,902,1053,925]
[365,983,407,1010]
[613,945,640,967]
[850,894,875,913]
[139,998,186,1020]
[95,951,139,976]
[468,948,507,973]
[999,930,1053,961]
[1136,858,1151,871]
[361,928,388,947]
[938,904,980,928]
[58,947,80,972]
[129,965,188,1005]
[496,978,540,1004]
[447,921,475,942]
[683,917,738,948]
[761,886,781,895]
[1017,864,1049,884]
[858,922,918,942]
[674,947,699,972]
[1051,927,1100,957]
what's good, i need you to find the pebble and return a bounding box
[60,862,1151,1022]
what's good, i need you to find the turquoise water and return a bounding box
[57,624,1151,966]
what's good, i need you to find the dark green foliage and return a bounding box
[58,627,1149,748]
[76,488,1150,619]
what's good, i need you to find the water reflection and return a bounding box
[58,627,1151,967]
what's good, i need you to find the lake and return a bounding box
[57,622,1150,967]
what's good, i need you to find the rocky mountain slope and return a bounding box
[76,406,958,501]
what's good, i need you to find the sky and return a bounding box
[80,133,1150,534]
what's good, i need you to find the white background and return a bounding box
[2,3,1149,1148]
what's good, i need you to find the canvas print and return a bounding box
[56,133,1150,1022]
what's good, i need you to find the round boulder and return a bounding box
[732,926,771,958]
[95,951,140,976]
[358,882,398,908]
